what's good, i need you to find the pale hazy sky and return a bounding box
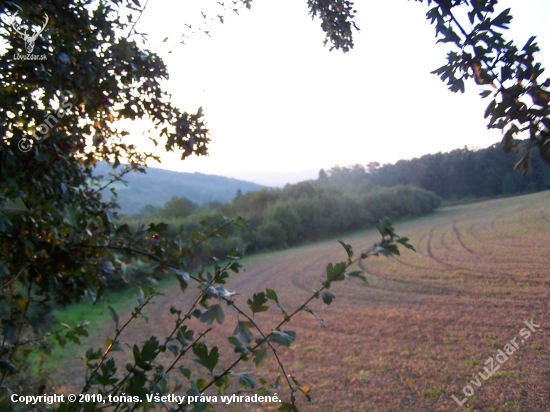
[128,0,550,185]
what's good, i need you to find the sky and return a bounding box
[129,0,550,186]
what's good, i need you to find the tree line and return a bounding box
[125,182,441,268]
[319,143,550,201]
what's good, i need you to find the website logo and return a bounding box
[3,10,48,60]
[10,11,48,53]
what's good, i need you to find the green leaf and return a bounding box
[321,291,335,305]
[132,344,152,371]
[468,9,477,25]
[147,222,168,233]
[265,288,279,304]
[253,346,269,368]
[479,90,492,99]
[396,237,416,252]
[492,8,512,29]
[176,270,189,294]
[214,373,231,392]
[234,321,253,344]
[167,344,179,356]
[377,217,396,237]
[501,124,519,152]
[179,366,191,379]
[140,285,164,299]
[326,262,346,283]
[108,305,119,329]
[449,78,465,93]
[256,389,270,397]
[2,319,17,344]
[228,337,250,356]
[96,358,118,386]
[55,333,67,349]
[268,330,296,347]
[170,306,182,316]
[345,270,368,284]
[86,347,102,361]
[140,337,159,362]
[485,99,497,119]
[1,197,27,215]
[338,240,353,263]
[266,288,289,320]
[200,304,225,325]
[247,292,269,315]
[177,326,194,346]
[192,343,219,374]
[230,371,256,389]
[302,306,326,328]
[373,243,400,256]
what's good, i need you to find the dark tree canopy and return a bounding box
[0,1,374,408]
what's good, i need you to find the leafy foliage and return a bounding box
[158,196,199,220]
[307,0,359,52]
[120,181,440,266]
[0,1,399,409]
[224,183,440,252]
[414,0,550,171]
[247,292,270,315]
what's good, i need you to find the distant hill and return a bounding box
[93,163,267,214]
[223,169,319,187]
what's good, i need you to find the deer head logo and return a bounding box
[9,11,49,54]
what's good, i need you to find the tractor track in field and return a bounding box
[358,258,543,301]
[451,222,476,254]
[440,229,451,251]
[425,228,452,268]
[426,227,478,272]
[391,232,442,272]
[289,265,322,293]
[356,259,536,300]
[356,258,487,297]
[362,215,539,291]
[357,260,461,296]
[392,256,436,272]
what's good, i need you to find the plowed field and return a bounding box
[53,192,550,411]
